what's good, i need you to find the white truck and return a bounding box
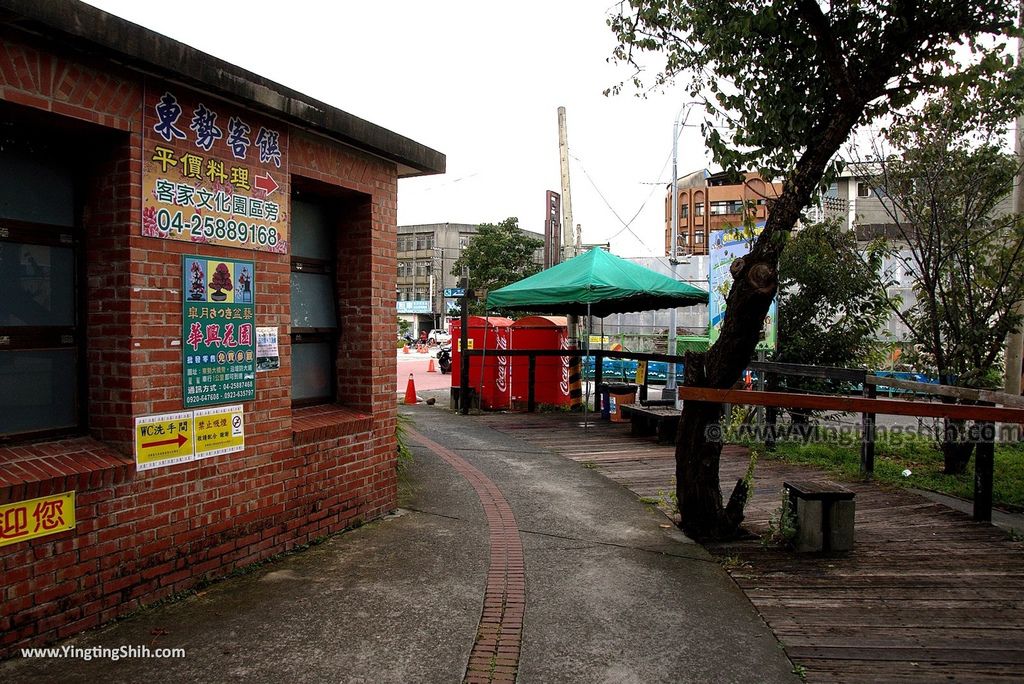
[426,329,451,345]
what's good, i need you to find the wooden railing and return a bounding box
[465,349,1017,523]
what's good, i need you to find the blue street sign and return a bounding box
[443,288,466,298]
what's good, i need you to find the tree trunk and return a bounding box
[676,355,748,539]
[673,102,866,540]
[942,418,975,475]
[788,411,814,443]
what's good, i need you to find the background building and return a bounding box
[397,222,543,335]
[664,170,783,256]
[397,222,477,335]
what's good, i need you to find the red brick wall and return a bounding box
[0,33,399,656]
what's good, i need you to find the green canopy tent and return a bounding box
[486,247,708,316]
[482,247,708,420]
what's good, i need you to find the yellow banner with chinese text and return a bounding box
[0,491,76,548]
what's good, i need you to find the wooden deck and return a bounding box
[479,411,1024,683]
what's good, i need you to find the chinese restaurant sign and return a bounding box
[0,492,76,548]
[142,87,289,254]
[183,256,256,408]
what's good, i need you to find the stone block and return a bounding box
[794,498,823,553]
[829,499,856,552]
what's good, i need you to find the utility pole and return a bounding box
[558,107,575,263]
[558,106,583,408]
[665,103,699,400]
[1004,2,1024,401]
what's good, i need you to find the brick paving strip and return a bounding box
[407,428,525,684]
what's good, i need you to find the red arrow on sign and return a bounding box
[142,433,188,449]
[254,172,279,197]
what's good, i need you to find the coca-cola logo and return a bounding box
[496,331,509,392]
[559,334,571,396]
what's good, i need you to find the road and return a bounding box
[396,346,451,395]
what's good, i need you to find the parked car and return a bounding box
[426,329,451,345]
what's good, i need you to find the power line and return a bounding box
[568,150,668,255]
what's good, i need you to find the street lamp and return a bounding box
[665,102,702,398]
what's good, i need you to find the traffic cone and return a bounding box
[427,358,437,373]
[404,373,419,404]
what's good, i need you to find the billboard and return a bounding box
[142,87,289,254]
[708,224,777,351]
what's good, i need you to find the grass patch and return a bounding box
[748,430,1024,509]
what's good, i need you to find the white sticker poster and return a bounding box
[256,326,280,371]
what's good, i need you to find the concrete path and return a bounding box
[2,404,796,683]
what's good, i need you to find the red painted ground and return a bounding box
[396,347,453,394]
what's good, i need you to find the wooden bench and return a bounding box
[784,480,856,552]
[620,404,681,445]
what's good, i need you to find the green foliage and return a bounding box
[607,1,1019,182]
[866,88,1024,388]
[763,488,797,548]
[450,217,543,316]
[719,554,750,571]
[606,0,1020,539]
[722,405,755,443]
[656,477,680,515]
[777,220,890,372]
[395,412,414,475]
[762,430,1024,509]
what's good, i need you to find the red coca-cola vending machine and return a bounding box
[450,316,513,410]
[510,315,572,409]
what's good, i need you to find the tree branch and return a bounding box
[796,0,857,103]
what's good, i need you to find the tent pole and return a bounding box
[584,304,591,430]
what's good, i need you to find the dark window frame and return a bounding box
[290,199,338,408]
[0,217,85,442]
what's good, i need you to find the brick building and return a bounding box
[664,170,782,256]
[0,0,443,655]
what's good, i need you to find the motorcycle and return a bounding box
[436,344,452,374]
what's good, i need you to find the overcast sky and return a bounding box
[84,0,716,257]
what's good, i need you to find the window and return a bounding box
[710,200,744,215]
[695,203,705,216]
[1,222,81,439]
[695,230,705,244]
[290,198,337,406]
[680,204,689,219]
[857,182,872,198]
[1,135,81,440]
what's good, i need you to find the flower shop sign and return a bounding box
[182,256,256,408]
[142,86,289,254]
